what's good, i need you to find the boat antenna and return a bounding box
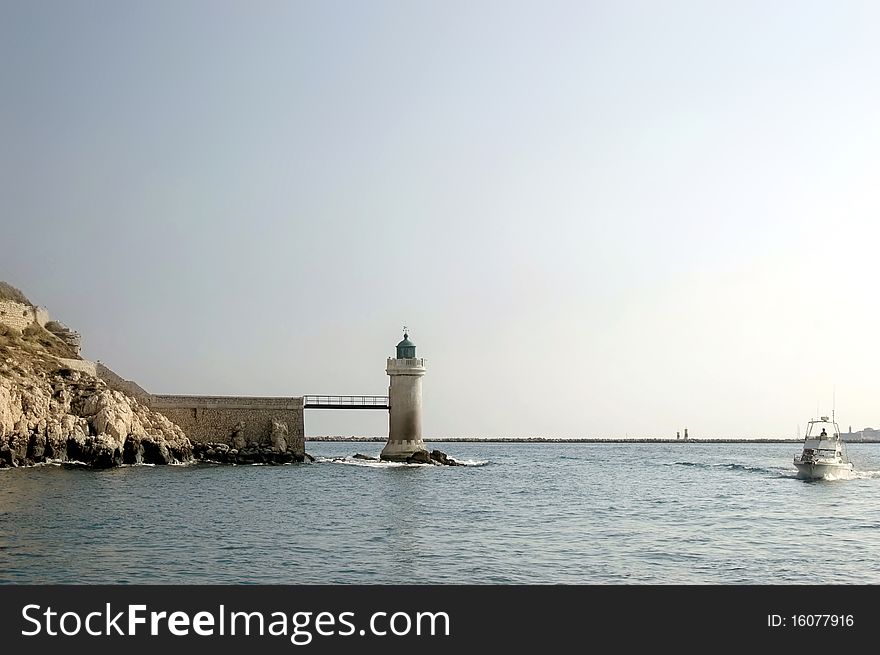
[833,385,836,424]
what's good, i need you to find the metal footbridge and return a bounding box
[303,395,389,410]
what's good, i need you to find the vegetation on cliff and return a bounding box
[0,281,31,305]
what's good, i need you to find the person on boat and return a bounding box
[819,428,827,437]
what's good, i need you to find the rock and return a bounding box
[89,390,134,442]
[401,448,460,466]
[123,437,144,465]
[190,440,300,465]
[353,453,379,460]
[405,450,433,464]
[430,449,460,466]
[0,340,195,468]
[140,437,171,465]
[27,432,46,460]
[0,385,18,438]
[81,434,124,468]
[0,444,13,467]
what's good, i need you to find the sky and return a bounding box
[2,1,880,438]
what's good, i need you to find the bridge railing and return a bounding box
[303,395,390,409]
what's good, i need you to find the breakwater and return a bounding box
[307,436,815,443]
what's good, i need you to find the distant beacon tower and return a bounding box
[381,330,427,461]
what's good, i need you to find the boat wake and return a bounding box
[313,455,488,468]
[826,468,880,481]
[671,461,788,477]
[853,469,880,479]
[671,461,880,482]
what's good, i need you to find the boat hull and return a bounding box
[794,461,853,480]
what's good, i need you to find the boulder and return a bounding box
[405,450,433,464]
[81,434,124,468]
[140,437,172,465]
[430,449,461,466]
[401,448,460,466]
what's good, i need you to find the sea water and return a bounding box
[2,442,879,584]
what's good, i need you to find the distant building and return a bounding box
[841,427,880,442]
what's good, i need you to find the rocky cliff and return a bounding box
[1,282,308,468]
[0,321,193,468]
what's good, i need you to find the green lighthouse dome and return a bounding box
[396,332,416,359]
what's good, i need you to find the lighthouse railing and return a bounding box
[386,357,426,369]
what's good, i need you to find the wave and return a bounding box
[724,463,779,474]
[452,458,489,467]
[2,459,201,470]
[314,456,426,469]
[852,469,880,479]
[672,460,880,482]
[28,458,94,468]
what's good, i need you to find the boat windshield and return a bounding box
[805,419,839,440]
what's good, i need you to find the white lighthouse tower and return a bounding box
[381,329,427,461]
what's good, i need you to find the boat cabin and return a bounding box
[801,417,842,458]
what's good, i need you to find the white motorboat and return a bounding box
[793,416,853,480]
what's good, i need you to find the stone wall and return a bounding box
[54,357,97,377]
[149,394,305,456]
[0,300,49,331]
[35,307,49,326]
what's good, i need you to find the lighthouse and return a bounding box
[381,330,427,461]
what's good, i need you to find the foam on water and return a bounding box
[314,455,489,468]
[782,467,880,482]
[831,468,880,481]
[451,458,489,467]
[315,456,427,468]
